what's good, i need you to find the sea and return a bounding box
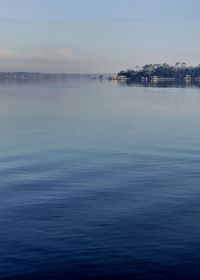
[1,78,200,279]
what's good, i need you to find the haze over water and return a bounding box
[1,79,200,279]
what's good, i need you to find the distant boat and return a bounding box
[116,75,128,80]
[108,75,117,80]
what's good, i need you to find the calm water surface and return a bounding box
[1,79,200,279]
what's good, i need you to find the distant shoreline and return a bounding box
[0,72,111,81]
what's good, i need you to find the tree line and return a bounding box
[118,63,200,80]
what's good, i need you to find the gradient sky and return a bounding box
[0,0,200,73]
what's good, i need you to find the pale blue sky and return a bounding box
[0,0,200,73]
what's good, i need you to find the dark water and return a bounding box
[1,79,200,280]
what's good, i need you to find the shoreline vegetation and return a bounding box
[116,63,200,82]
[0,72,99,81]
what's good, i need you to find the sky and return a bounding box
[0,0,200,73]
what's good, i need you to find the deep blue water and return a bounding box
[1,79,200,279]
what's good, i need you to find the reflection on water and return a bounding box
[1,79,200,279]
[117,79,200,88]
